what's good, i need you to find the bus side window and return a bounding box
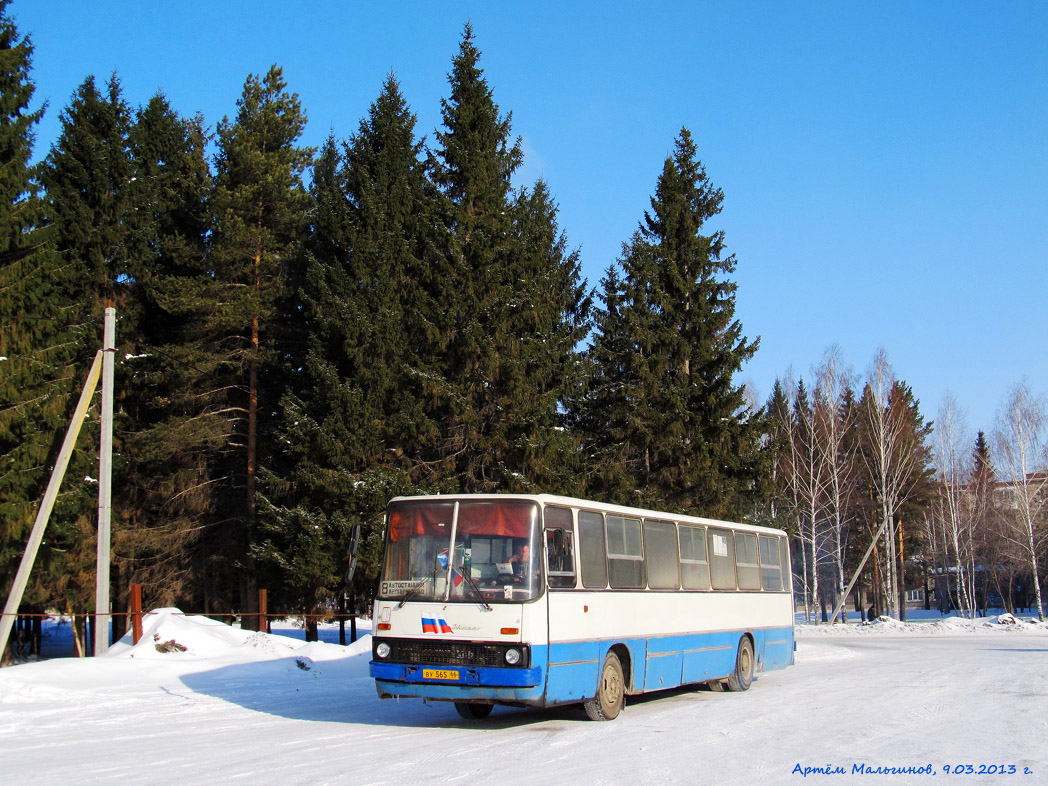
[779,537,792,594]
[679,525,710,590]
[544,505,576,589]
[643,519,679,589]
[708,528,737,590]
[578,511,608,588]
[734,532,761,590]
[606,515,645,589]
[759,535,783,591]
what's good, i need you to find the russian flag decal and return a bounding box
[422,617,453,634]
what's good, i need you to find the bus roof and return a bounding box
[385,493,788,537]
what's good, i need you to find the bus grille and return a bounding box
[391,639,504,667]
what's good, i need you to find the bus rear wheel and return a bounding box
[584,651,625,720]
[724,636,754,692]
[454,701,493,720]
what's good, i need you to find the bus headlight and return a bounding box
[376,642,391,659]
[504,647,521,665]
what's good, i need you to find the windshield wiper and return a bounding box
[397,566,439,609]
[455,568,492,611]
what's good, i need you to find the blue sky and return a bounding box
[10,1,1047,436]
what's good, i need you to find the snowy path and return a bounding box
[1,617,1046,785]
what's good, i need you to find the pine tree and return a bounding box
[432,24,589,492]
[207,66,312,626]
[579,128,764,518]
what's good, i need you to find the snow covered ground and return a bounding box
[2,610,1047,786]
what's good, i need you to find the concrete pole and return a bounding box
[94,307,115,656]
[0,352,104,659]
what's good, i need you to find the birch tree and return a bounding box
[992,381,1047,620]
[934,393,977,617]
[858,349,934,619]
[768,373,814,615]
[793,380,828,622]
[812,346,857,622]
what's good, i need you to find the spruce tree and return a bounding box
[0,0,81,619]
[208,66,311,625]
[39,75,133,305]
[261,77,443,632]
[7,73,134,621]
[432,24,589,492]
[579,128,764,518]
[760,379,795,529]
[116,94,213,613]
[505,180,591,492]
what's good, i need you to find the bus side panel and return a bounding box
[681,629,742,684]
[759,625,795,672]
[545,640,600,703]
[643,635,685,691]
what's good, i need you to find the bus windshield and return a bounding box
[378,499,542,603]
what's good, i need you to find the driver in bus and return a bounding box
[508,542,530,583]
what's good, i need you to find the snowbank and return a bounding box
[796,612,1048,637]
[104,608,372,662]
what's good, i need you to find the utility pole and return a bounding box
[94,306,115,655]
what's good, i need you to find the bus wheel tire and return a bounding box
[725,637,754,692]
[584,651,625,720]
[454,701,493,720]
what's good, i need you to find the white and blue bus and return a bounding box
[369,494,794,720]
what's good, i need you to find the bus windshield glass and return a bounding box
[378,499,542,603]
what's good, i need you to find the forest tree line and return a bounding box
[1,7,1044,652]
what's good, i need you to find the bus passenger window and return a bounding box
[643,519,679,589]
[779,537,791,594]
[708,528,737,590]
[606,516,644,589]
[679,525,709,590]
[759,535,783,591]
[578,511,608,588]
[734,532,760,590]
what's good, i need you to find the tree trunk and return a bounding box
[897,517,906,621]
[111,562,127,642]
[870,542,882,619]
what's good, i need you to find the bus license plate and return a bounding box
[423,669,459,681]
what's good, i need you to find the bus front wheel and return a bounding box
[454,701,493,720]
[724,636,754,692]
[584,651,625,720]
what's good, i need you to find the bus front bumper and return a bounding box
[370,660,542,688]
